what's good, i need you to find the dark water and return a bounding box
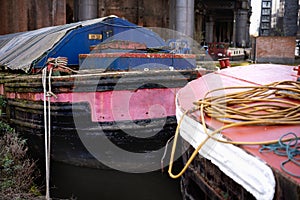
[49,161,183,200]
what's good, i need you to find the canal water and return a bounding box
[49,161,183,200]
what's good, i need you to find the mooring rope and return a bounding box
[42,67,50,200]
[42,58,60,199]
[168,80,300,179]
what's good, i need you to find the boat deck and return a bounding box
[176,64,300,199]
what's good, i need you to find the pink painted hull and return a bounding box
[0,69,201,169]
[6,88,178,122]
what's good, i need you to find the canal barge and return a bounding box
[0,16,204,172]
[171,64,300,199]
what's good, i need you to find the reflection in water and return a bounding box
[50,161,182,200]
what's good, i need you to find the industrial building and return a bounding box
[259,0,299,37]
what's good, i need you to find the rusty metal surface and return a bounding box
[79,52,197,58]
[181,140,300,200]
[1,69,199,93]
[91,40,147,51]
[181,140,255,200]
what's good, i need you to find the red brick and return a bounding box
[255,36,296,64]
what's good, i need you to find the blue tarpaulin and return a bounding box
[0,15,166,73]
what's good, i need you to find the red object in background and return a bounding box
[293,65,300,76]
[218,59,226,69]
[223,57,231,67]
[208,42,229,57]
[293,66,300,81]
[218,58,231,69]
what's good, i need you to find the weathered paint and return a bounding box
[2,69,202,123]
[6,87,179,122]
[0,84,4,95]
[79,53,196,70]
[91,40,147,51]
[79,53,197,59]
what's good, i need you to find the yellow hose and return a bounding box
[168,80,300,178]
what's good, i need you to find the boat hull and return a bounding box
[1,69,201,171]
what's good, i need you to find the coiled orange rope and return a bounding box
[169,80,300,179]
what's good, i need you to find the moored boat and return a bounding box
[171,64,300,199]
[0,16,208,172]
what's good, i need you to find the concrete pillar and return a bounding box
[246,21,250,47]
[227,21,232,43]
[169,0,176,31]
[205,16,214,43]
[76,0,97,21]
[235,9,248,47]
[232,11,237,47]
[194,13,204,42]
[175,0,194,38]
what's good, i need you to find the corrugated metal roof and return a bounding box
[0,15,117,73]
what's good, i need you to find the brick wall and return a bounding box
[0,0,66,35]
[255,36,296,64]
[97,0,169,28]
[0,0,169,36]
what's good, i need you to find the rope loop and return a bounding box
[46,57,78,74]
[46,57,68,68]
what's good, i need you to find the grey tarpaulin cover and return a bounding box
[0,15,116,73]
